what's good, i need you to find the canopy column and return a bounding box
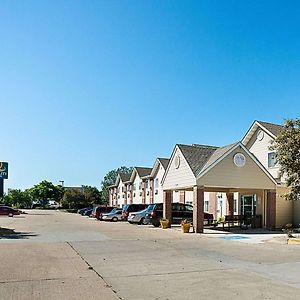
[193,186,204,233]
[163,190,173,228]
[266,190,276,230]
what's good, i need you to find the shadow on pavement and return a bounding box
[0,227,38,239]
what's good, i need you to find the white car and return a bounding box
[48,201,59,209]
[102,208,123,222]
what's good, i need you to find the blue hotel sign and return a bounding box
[0,162,8,179]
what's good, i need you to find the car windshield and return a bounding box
[146,204,155,212]
[110,208,121,214]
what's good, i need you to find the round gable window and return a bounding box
[257,130,264,141]
[233,153,246,167]
[175,155,180,169]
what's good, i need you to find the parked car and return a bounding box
[128,204,155,225]
[122,204,148,221]
[77,207,92,215]
[0,206,20,217]
[145,203,213,227]
[102,208,123,222]
[48,201,59,209]
[82,208,93,217]
[91,206,116,220]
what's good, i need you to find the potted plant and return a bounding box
[181,219,191,233]
[160,218,169,229]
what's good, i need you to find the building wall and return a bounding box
[197,148,276,190]
[116,180,126,207]
[132,174,143,204]
[245,128,280,180]
[163,147,196,190]
[275,186,293,228]
[153,164,166,203]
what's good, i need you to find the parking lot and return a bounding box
[1,210,300,299]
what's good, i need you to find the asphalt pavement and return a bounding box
[0,210,300,300]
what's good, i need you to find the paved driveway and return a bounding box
[0,210,300,299]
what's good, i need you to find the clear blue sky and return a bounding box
[1,0,299,190]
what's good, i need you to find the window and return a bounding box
[155,178,159,188]
[204,200,209,212]
[133,184,136,191]
[146,180,149,189]
[133,193,136,197]
[139,182,142,190]
[233,199,237,213]
[268,152,277,168]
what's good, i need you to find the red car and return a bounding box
[0,206,20,217]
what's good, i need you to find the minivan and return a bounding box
[91,206,116,220]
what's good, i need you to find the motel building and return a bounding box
[108,120,297,233]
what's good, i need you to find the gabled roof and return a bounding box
[158,158,170,170]
[242,120,283,145]
[198,142,239,177]
[119,173,131,182]
[130,167,152,182]
[257,121,283,136]
[177,144,219,177]
[149,158,170,179]
[196,142,278,185]
[114,172,132,186]
[136,167,152,177]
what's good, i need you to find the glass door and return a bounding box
[241,195,256,224]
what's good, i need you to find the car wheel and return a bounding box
[128,221,133,224]
[112,217,118,222]
[141,218,149,225]
[153,222,160,227]
[8,213,13,217]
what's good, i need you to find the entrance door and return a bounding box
[241,195,256,224]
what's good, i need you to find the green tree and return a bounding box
[2,189,32,208]
[100,166,133,203]
[270,119,300,201]
[29,180,64,207]
[61,186,102,209]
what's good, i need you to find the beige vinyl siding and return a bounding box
[132,174,143,204]
[153,164,166,203]
[275,187,293,227]
[245,128,280,179]
[197,148,276,190]
[118,180,125,207]
[163,147,196,190]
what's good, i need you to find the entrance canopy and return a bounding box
[162,142,277,191]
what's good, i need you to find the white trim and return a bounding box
[197,142,278,185]
[242,121,277,145]
[161,144,196,187]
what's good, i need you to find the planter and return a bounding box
[181,223,191,233]
[160,219,169,229]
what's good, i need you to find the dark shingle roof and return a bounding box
[177,143,239,178]
[257,121,283,137]
[135,167,152,178]
[199,142,239,176]
[177,144,219,177]
[119,173,131,182]
[158,158,170,170]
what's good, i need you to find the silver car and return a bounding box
[128,204,155,225]
[102,208,123,222]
